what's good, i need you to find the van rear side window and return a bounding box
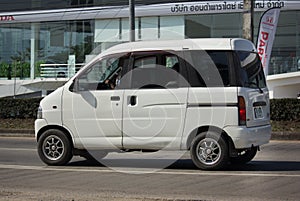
[185,50,231,87]
[237,51,266,89]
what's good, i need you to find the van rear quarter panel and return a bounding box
[238,87,270,128]
[181,87,238,149]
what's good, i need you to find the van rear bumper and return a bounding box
[224,124,271,149]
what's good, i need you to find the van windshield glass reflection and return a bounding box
[75,54,126,91]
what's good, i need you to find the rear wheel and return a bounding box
[230,147,258,165]
[190,131,229,170]
[37,129,73,165]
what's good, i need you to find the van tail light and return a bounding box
[238,96,246,126]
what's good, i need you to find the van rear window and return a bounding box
[237,51,266,89]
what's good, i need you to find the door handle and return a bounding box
[111,96,120,101]
[128,96,137,106]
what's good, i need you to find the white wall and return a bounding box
[267,71,300,99]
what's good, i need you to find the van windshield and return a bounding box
[73,53,128,91]
[237,51,267,89]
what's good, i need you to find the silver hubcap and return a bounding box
[196,138,221,165]
[42,135,64,161]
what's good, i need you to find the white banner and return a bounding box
[256,7,280,76]
[0,1,298,24]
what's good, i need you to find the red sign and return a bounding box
[258,31,269,61]
[256,7,280,76]
[0,15,15,21]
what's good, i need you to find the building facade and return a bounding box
[0,0,299,98]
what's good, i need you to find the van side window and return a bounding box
[131,53,182,89]
[165,55,179,68]
[134,56,157,68]
[73,54,128,91]
[185,50,230,87]
[237,51,266,88]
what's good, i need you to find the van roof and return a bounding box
[100,38,256,57]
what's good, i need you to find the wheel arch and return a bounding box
[186,125,235,152]
[36,125,74,148]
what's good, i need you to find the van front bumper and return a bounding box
[223,124,271,149]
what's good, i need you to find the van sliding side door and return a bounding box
[122,51,188,150]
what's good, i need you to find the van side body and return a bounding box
[35,38,271,170]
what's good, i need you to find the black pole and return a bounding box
[251,0,254,42]
[243,0,254,42]
[129,0,135,42]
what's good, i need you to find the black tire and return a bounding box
[37,129,73,166]
[190,131,229,170]
[230,147,258,165]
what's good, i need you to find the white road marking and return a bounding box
[0,148,36,151]
[0,164,299,178]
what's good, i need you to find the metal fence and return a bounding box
[39,63,84,78]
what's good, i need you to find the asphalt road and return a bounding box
[0,137,299,201]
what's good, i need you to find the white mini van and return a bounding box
[35,38,271,170]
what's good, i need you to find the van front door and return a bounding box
[63,54,129,150]
[122,52,189,150]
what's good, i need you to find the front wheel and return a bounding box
[190,132,229,170]
[37,129,73,166]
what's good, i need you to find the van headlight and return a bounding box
[37,106,43,119]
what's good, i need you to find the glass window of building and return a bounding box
[267,11,300,75]
[1,1,300,81]
[185,13,243,38]
[0,20,94,79]
[185,10,300,76]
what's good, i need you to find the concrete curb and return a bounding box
[0,129,34,137]
[271,132,300,141]
[0,129,34,134]
[0,130,299,140]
